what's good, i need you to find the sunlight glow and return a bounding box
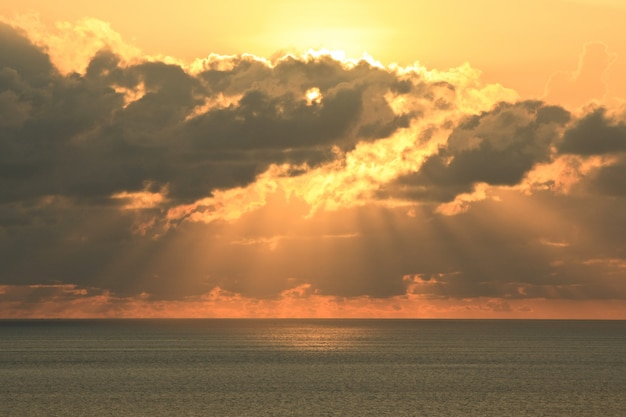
[2,6,626,320]
[111,183,167,210]
[304,87,322,105]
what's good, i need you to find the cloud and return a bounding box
[556,107,626,197]
[2,278,626,319]
[2,19,626,317]
[0,19,514,218]
[559,107,626,155]
[544,42,617,107]
[380,101,571,202]
[3,14,142,75]
[0,22,425,207]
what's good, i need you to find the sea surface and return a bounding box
[1,319,625,416]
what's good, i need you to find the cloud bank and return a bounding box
[1,19,626,317]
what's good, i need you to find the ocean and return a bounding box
[1,319,625,416]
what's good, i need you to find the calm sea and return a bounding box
[1,319,625,416]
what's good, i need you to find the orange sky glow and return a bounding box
[1,0,626,318]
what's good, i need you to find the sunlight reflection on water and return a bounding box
[259,322,369,352]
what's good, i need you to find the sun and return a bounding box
[269,28,376,58]
[255,0,393,62]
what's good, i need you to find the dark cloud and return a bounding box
[0,22,54,87]
[150,192,626,301]
[2,191,626,302]
[559,108,626,155]
[180,88,363,153]
[0,23,426,300]
[358,113,412,139]
[0,24,425,206]
[583,155,626,197]
[556,107,626,198]
[2,22,626,308]
[381,101,571,202]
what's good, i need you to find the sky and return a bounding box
[1,1,626,318]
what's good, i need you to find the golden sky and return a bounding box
[1,0,626,318]
[4,0,626,98]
